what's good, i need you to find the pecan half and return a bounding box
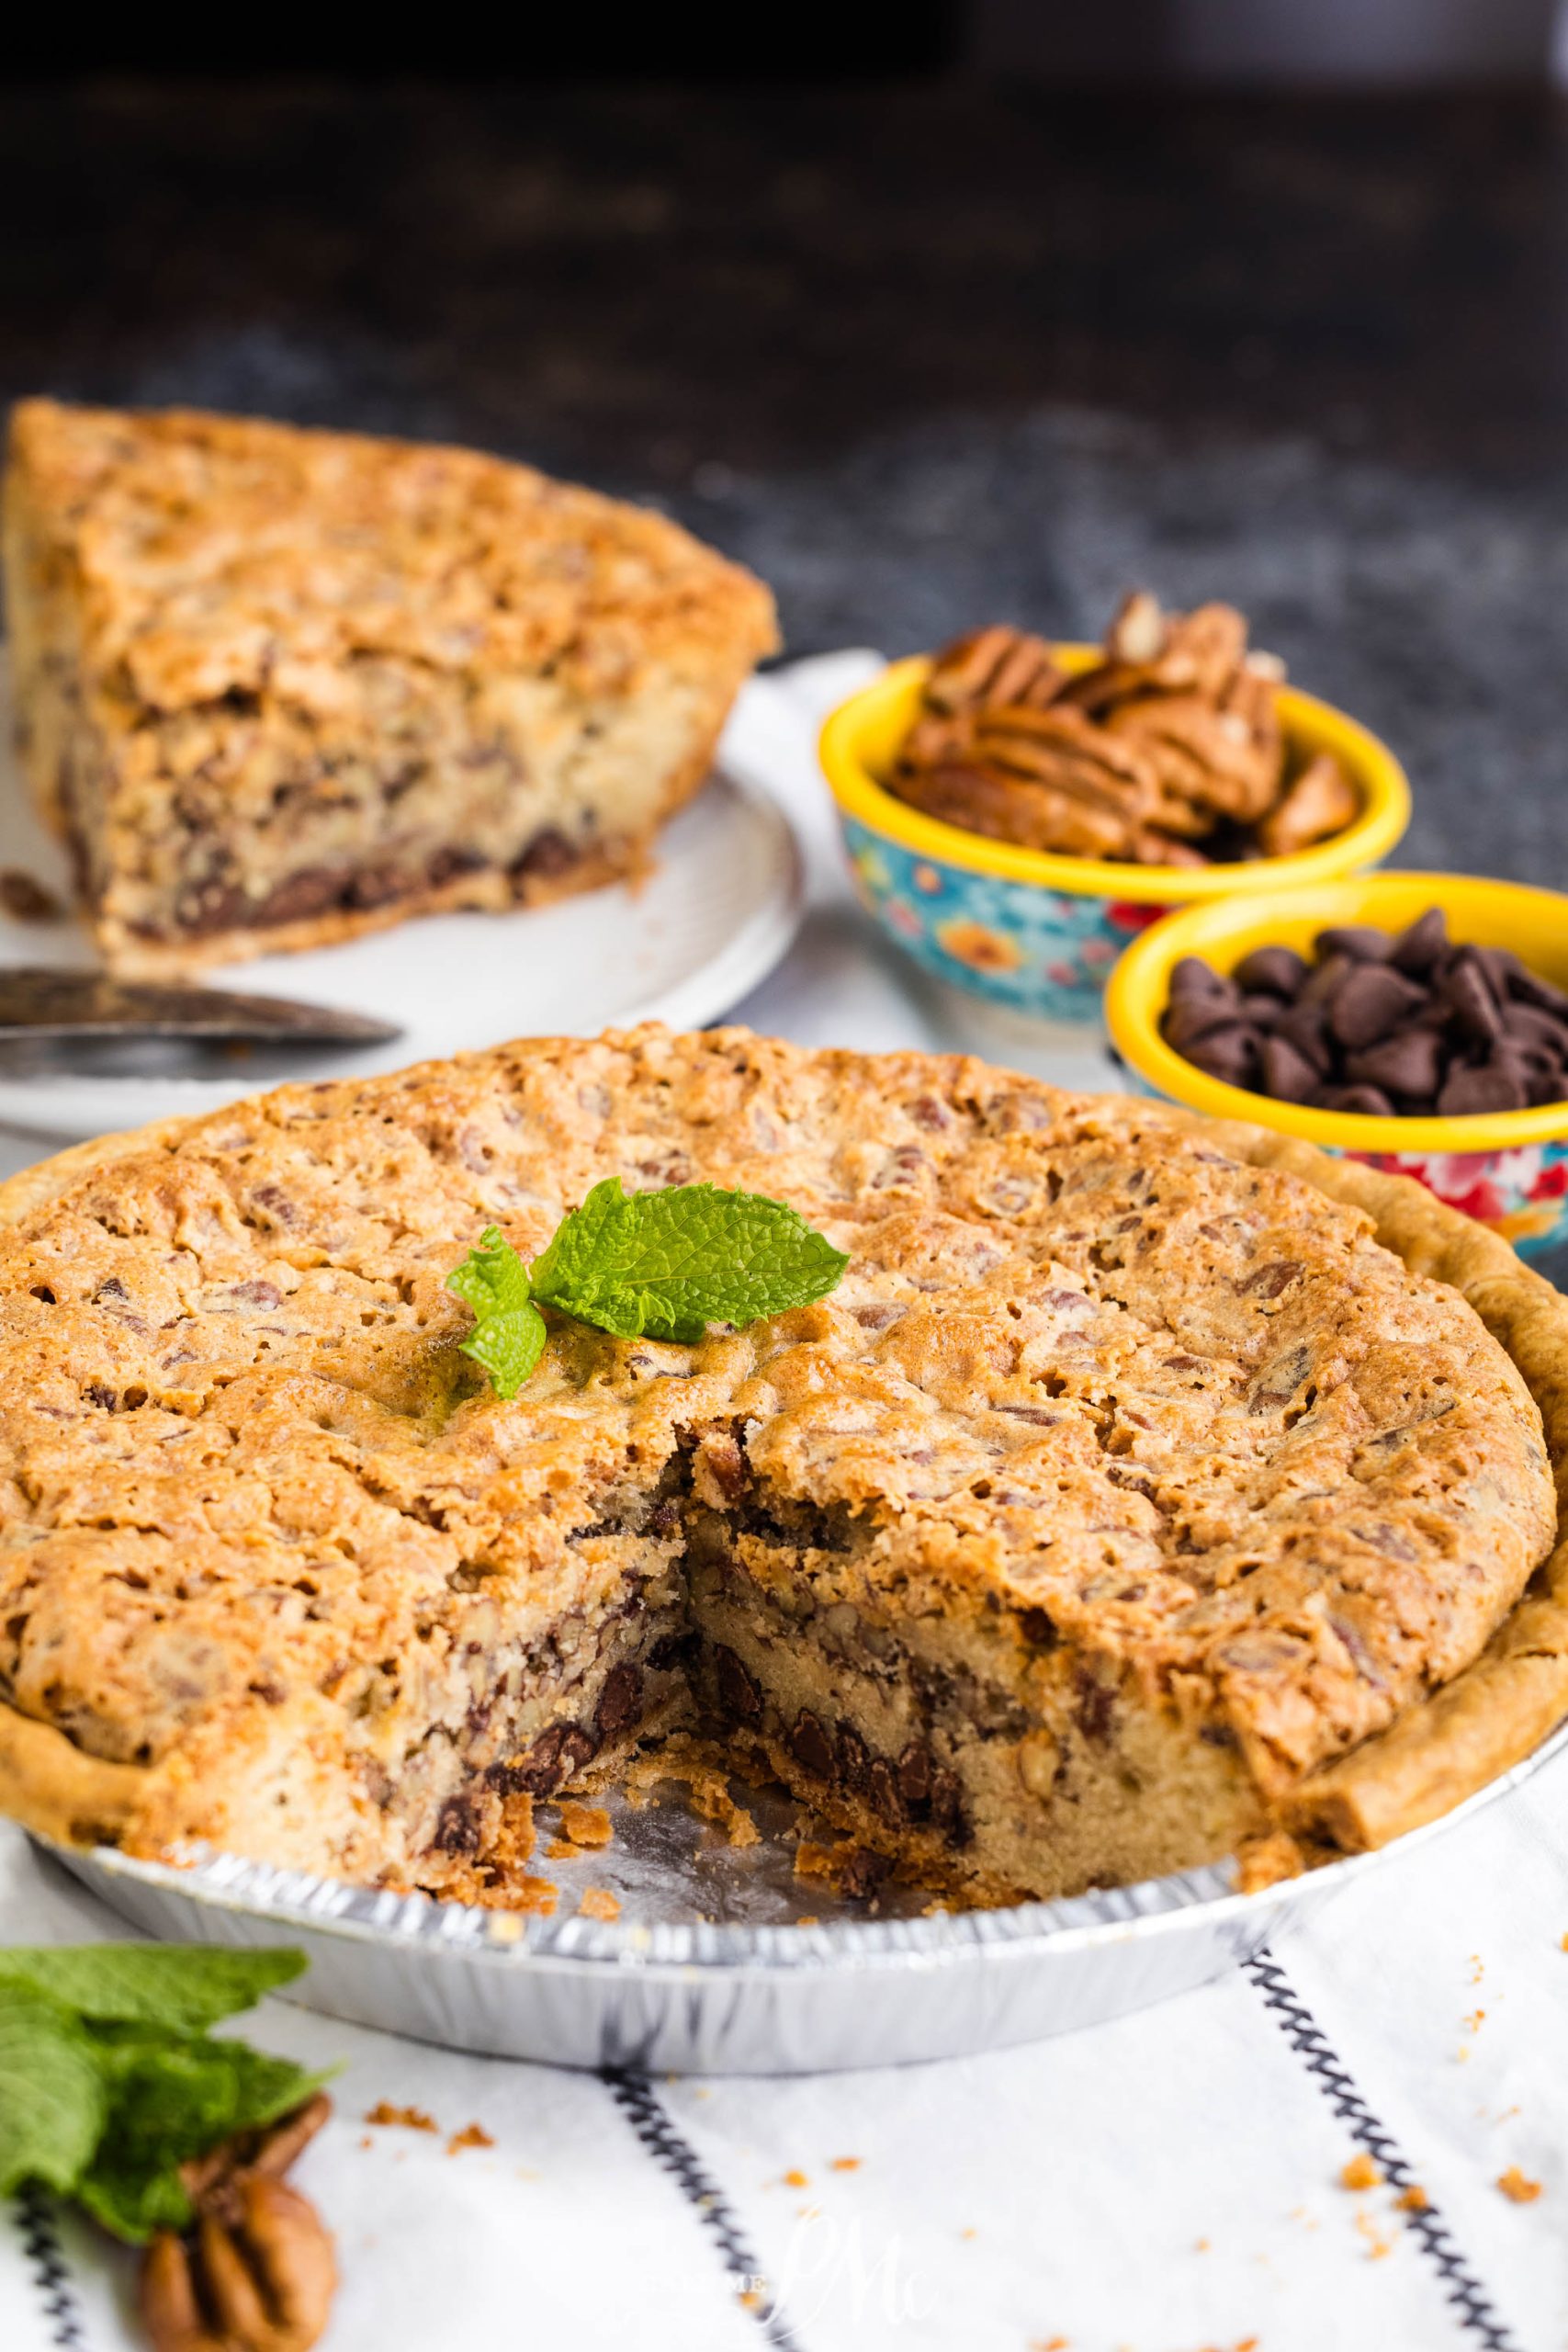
[178,2093,332,2222]
[925,625,1064,714]
[141,2177,336,2352]
[1255,750,1358,857]
[141,2097,336,2352]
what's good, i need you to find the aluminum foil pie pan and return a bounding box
[39,1719,1568,2075]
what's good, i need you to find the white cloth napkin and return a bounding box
[3,655,1564,2352]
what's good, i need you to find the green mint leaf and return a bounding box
[529,1178,850,1346]
[0,1944,306,2034]
[0,1948,327,2240]
[524,1176,623,1304]
[79,2024,333,2243]
[446,1226,547,1400]
[0,1987,106,2198]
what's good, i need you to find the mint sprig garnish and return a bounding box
[446,1220,549,1398]
[447,1179,850,1399]
[0,1945,330,2243]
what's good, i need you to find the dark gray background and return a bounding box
[4,84,1567,894]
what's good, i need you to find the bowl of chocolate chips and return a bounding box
[1104,873,1568,1258]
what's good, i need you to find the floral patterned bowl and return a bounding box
[1104,873,1568,1261]
[818,651,1410,1028]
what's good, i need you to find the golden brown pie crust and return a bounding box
[0,1032,1564,1897]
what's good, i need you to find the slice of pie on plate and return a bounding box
[3,401,777,975]
[0,1025,1565,1907]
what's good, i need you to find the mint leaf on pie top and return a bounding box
[530,1179,849,1344]
[448,1180,850,1392]
[446,1223,548,1398]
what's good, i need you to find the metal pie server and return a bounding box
[0,967,403,1062]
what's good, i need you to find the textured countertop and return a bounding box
[3,82,1567,888]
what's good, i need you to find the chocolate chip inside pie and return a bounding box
[0,1025,1565,1907]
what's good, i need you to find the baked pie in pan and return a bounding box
[1,1025,1565,1907]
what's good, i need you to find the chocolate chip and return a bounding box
[1508,964,1568,1019]
[504,1722,585,1797]
[897,1740,934,1808]
[1315,924,1391,963]
[1271,1001,1332,1073]
[1387,907,1450,974]
[1471,946,1522,1003]
[1345,1026,1444,1102]
[1438,1061,1528,1115]
[837,1848,892,1900]
[594,1662,644,1739]
[714,1644,762,1723]
[558,1726,599,1778]
[512,826,581,882]
[865,1757,903,1824]
[1182,1024,1261,1087]
[1162,993,1246,1053]
[836,1723,872,1794]
[1073,1668,1117,1745]
[1233,945,1308,998]
[434,1792,484,1856]
[928,1768,968,1841]
[1168,956,1232,1002]
[1260,1034,1322,1103]
[1328,965,1428,1051]
[1440,952,1504,1044]
[1316,1084,1396,1115]
[0,868,64,924]
[1503,1003,1568,1060]
[1299,952,1356,1009]
[788,1710,836,1779]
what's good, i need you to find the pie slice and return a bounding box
[2,401,777,975]
[0,1024,1564,1907]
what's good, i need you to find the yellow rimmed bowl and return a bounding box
[819,650,1411,1029]
[1105,872,1568,1261]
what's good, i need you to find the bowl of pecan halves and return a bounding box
[818,592,1409,1028]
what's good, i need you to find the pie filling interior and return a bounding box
[397,1439,1258,1910]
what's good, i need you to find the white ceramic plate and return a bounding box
[0,662,805,1140]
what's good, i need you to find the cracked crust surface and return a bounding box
[0,1024,1562,1895]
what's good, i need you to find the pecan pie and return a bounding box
[3,401,776,975]
[1,1025,1566,1906]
